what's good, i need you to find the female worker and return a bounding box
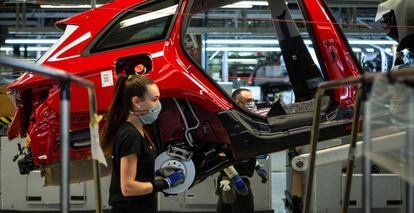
[101,74,185,213]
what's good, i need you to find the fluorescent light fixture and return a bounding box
[206,39,397,46]
[352,48,362,52]
[5,39,58,44]
[348,40,398,45]
[242,1,268,6]
[206,39,280,45]
[120,5,178,28]
[0,47,13,51]
[26,47,50,51]
[206,46,366,54]
[221,1,268,9]
[0,46,50,52]
[206,47,281,52]
[207,46,362,53]
[227,58,258,63]
[221,4,252,9]
[365,48,375,53]
[40,4,102,9]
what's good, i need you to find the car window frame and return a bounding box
[82,0,182,56]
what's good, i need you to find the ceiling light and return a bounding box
[207,46,363,53]
[221,4,252,9]
[206,39,280,45]
[348,40,397,45]
[227,58,258,63]
[40,4,103,9]
[0,46,50,52]
[0,47,13,51]
[5,39,58,44]
[206,47,281,52]
[26,47,50,51]
[240,1,268,6]
[221,1,268,9]
[352,48,362,52]
[206,39,397,46]
[365,48,375,53]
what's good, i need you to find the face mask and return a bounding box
[130,102,162,125]
[245,101,257,111]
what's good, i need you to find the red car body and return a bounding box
[7,0,361,184]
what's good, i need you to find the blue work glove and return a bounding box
[230,175,249,195]
[156,167,185,188]
[255,164,268,183]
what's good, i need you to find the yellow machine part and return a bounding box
[0,116,12,126]
[0,84,16,126]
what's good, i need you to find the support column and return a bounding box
[222,51,229,82]
[60,81,70,213]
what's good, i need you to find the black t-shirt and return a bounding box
[109,122,157,213]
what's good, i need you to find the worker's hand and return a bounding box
[230,175,249,195]
[156,166,181,177]
[255,164,268,183]
[163,170,185,188]
[156,167,185,188]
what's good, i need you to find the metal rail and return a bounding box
[407,93,414,213]
[341,89,362,213]
[362,89,372,213]
[0,56,103,213]
[291,131,406,172]
[302,67,414,213]
[302,87,324,213]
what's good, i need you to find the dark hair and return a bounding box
[231,88,251,101]
[101,74,155,153]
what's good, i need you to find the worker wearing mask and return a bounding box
[216,88,269,213]
[101,73,186,213]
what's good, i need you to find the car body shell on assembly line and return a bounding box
[7,0,362,188]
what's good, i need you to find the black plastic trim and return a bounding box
[218,109,352,159]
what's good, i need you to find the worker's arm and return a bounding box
[255,161,269,183]
[223,166,249,195]
[120,154,154,197]
[120,154,186,196]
